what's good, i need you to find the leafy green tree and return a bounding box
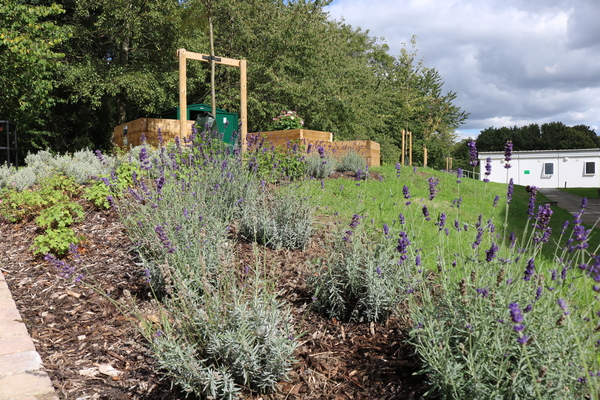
[478,122,599,152]
[19,0,184,155]
[0,1,69,131]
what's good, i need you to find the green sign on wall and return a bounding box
[524,170,530,174]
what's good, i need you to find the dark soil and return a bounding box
[0,182,428,399]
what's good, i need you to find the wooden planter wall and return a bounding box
[113,123,381,167]
[113,118,195,148]
[254,129,380,167]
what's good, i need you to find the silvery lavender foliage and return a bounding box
[114,129,298,397]
[305,153,335,178]
[468,140,478,167]
[239,191,313,250]
[309,222,415,322]
[336,151,366,173]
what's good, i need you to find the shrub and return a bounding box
[336,151,367,173]
[239,190,313,250]
[305,153,336,179]
[309,216,414,322]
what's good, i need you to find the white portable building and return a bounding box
[478,149,600,188]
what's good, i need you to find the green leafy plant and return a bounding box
[246,138,307,183]
[31,227,83,256]
[35,201,84,229]
[269,111,304,130]
[83,179,112,209]
[0,186,67,223]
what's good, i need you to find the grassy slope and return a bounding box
[297,164,600,262]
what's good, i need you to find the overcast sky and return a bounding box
[325,0,600,140]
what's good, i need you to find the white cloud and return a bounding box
[326,0,600,136]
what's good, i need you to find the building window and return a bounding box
[585,162,596,175]
[544,163,554,175]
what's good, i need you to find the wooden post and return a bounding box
[449,157,453,171]
[408,131,413,166]
[401,130,406,165]
[176,49,248,150]
[178,49,187,139]
[423,147,428,167]
[240,59,247,149]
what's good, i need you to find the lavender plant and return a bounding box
[309,215,416,322]
[335,151,367,174]
[111,128,298,397]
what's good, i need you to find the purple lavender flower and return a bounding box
[349,214,361,229]
[476,287,489,298]
[509,232,516,248]
[155,224,176,253]
[395,162,401,177]
[483,157,492,183]
[397,231,411,262]
[452,197,463,208]
[427,177,439,200]
[415,254,421,266]
[317,146,325,159]
[527,186,538,219]
[94,150,107,165]
[524,304,532,313]
[535,286,543,300]
[437,213,447,231]
[506,178,514,204]
[343,230,353,242]
[508,303,526,337]
[144,269,151,282]
[504,140,513,169]
[422,205,431,221]
[485,243,499,262]
[523,258,535,281]
[472,228,484,249]
[402,185,411,199]
[399,213,405,225]
[456,168,463,183]
[533,204,553,243]
[376,266,382,278]
[383,224,389,237]
[561,220,570,235]
[468,140,478,167]
[558,299,570,315]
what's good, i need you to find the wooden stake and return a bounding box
[423,147,428,167]
[240,59,247,149]
[401,130,406,165]
[178,49,187,139]
[409,131,413,166]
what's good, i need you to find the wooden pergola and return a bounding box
[177,49,247,147]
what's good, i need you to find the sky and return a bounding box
[325,0,600,140]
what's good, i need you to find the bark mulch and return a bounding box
[1,198,428,400]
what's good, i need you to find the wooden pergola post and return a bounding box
[177,49,248,149]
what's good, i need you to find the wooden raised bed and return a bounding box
[113,118,195,148]
[253,129,380,167]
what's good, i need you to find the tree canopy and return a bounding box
[4,0,468,166]
[476,122,600,152]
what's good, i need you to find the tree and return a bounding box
[0,1,69,128]
[19,0,184,154]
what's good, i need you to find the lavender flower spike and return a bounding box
[483,157,492,183]
[504,140,513,169]
[468,140,478,167]
[506,178,514,204]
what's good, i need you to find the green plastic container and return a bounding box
[161,103,238,146]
